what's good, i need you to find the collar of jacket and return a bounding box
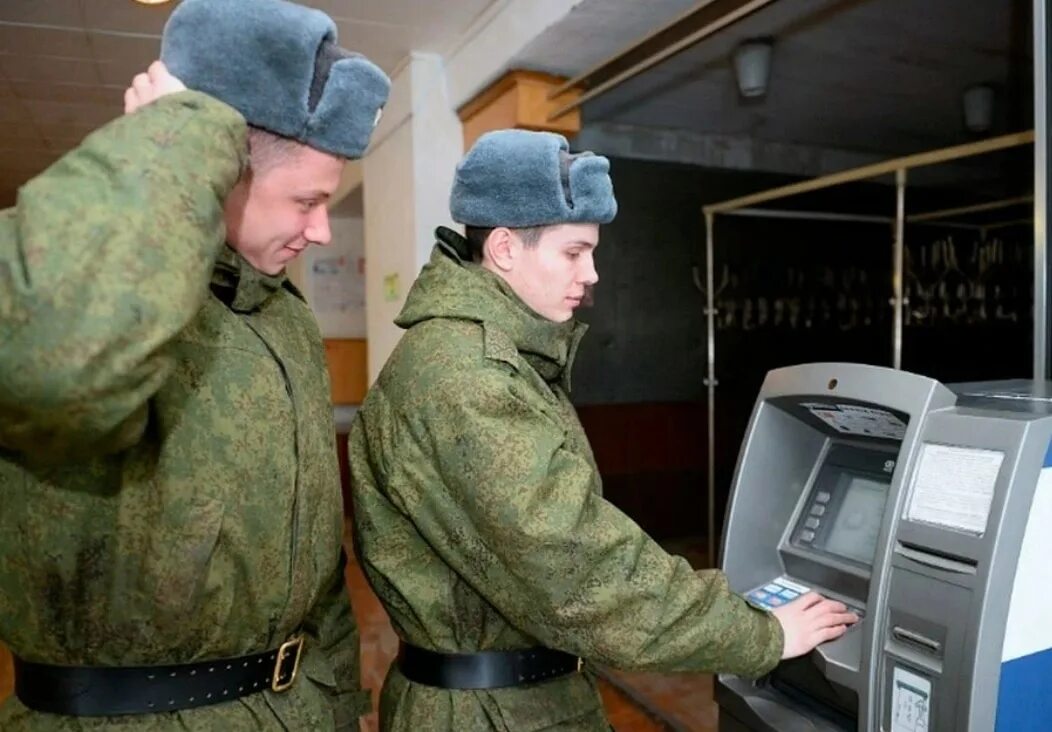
[210,245,286,313]
[395,226,587,392]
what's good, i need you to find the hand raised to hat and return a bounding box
[124,61,186,115]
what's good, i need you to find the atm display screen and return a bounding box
[792,443,895,568]
[816,474,888,564]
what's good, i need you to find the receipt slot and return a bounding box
[715,363,1052,732]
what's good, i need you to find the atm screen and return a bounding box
[816,474,888,564]
[792,445,895,567]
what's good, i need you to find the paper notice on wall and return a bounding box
[383,273,401,302]
[891,667,931,732]
[906,443,1003,535]
[802,403,907,440]
[310,254,364,314]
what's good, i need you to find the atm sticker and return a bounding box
[775,576,811,594]
[892,667,931,732]
[906,443,1003,535]
[803,403,907,440]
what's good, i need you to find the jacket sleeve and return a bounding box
[0,91,246,461]
[303,549,371,731]
[393,366,783,678]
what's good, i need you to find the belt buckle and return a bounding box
[271,635,305,693]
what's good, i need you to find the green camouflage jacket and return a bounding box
[0,92,367,730]
[349,228,783,732]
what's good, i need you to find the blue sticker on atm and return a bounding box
[746,576,812,609]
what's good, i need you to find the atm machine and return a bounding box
[715,363,1052,732]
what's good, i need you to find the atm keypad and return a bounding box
[746,577,811,610]
[746,578,867,642]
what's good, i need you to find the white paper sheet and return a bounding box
[891,666,931,732]
[906,443,1003,535]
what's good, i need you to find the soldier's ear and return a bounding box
[483,227,517,272]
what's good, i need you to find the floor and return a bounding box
[0,532,717,732]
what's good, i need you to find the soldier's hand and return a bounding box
[771,592,857,659]
[124,61,186,114]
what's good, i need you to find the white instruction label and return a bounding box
[906,443,1003,535]
[892,666,931,732]
[802,403,906,440]
[775,576,811,594]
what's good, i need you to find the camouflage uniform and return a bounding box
[0,92,368,730]
[349,229,783,732]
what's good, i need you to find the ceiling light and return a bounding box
[733,39,773,98]
[133,0,173,5]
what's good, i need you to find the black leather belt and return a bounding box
[13,635,305,717]
[397,643,582,690]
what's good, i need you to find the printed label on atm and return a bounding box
[801,403,907,440]
[906,443,1003,535]
[892,666,931,732]
[775,576,811,594]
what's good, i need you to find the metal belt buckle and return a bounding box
[271,635,305,693]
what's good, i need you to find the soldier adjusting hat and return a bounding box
[161,0,390,160]
[450,130,617,228]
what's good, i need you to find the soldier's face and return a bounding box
[489,223,600,323]
[224,145,346,275]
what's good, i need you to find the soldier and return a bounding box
[0,0,388,729]
[349,130,857,731]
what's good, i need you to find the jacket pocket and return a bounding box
[140,496,226,625]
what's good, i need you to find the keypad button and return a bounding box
[810,505,826,517]
[816,491,831,503]
[800,530,816,542]
[805,517,820,529]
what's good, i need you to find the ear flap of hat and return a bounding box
[305,55,390,159]
[568,155,617,224]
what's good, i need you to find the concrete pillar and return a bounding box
[362,52,463,380]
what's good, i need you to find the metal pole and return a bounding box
[720,206,982,231]
[705,212,718,567]
[722,208,893,225]
[893,169,907,370]
[547,0,778,121]
[908,195,1033,222]
[1035,0,1048,380]
[704,132,1033,216]
[547,0,723,100]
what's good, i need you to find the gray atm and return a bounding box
[716,363,1052,732]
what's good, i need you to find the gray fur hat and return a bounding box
[450,130,617,228]
[160,0,390,159]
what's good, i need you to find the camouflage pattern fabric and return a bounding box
[349,228,783,732]
[0,92,368,730]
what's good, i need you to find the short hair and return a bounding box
[464,225,547,263]
[246,126,307,175]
